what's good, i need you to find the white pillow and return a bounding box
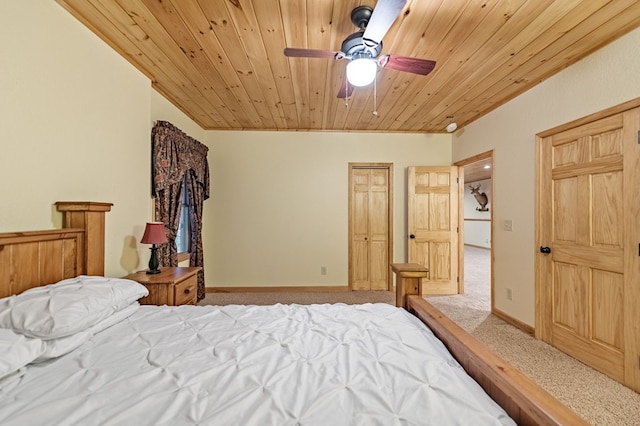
[0,276,148,340]
[0,329,45,381]
[34,302,141,362]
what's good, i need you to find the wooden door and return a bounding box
[349,164,393,291]
[536,105,640,391]
[407,166,460,294]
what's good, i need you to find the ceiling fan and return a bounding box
[284,0,436,99]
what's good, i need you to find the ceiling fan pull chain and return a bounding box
[372,70,378,117]
[344,69,349,108]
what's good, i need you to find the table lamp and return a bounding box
[140,222,168,274]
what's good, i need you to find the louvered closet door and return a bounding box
[537,106,640,391]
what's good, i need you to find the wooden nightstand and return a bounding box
[124,267,201,306]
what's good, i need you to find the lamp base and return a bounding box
[147,245,161,274]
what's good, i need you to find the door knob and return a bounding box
[540,246,551,254]
[409,234,416,239]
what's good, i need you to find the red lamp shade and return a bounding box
[140,222,168,245]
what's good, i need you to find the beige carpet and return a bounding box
[426,246,640,426]
[200,246,640,425]
[200,289,395,306]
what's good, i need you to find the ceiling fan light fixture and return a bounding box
[346,57,377,87]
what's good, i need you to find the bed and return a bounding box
[0,202,586,425]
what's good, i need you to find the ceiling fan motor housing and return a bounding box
[341,31,383,58]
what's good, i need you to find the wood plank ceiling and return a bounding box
[56,0,640,132]
[464,160,492,183]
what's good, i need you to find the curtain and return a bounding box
[151,121,210,301]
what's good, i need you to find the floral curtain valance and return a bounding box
[151,120,210,199]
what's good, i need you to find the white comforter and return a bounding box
[0,303,514,425]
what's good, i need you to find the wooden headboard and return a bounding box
[0,201,112,298]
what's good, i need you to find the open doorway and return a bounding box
[455,151,493,313]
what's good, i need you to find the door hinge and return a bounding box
[457,276,459,283]
[456,177,459,183]
[637,130,640,144]
[457,227,459,233]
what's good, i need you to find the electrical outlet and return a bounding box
[321,266,327,275]
[504,220,513,231]
[506,288,513,300]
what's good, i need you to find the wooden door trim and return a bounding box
[537,97,640,138]
[455,149,494,167]
[347,163,394,291]
[455,151,494,308]
[622,107,640,390]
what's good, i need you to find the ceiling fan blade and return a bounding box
[362,0,407,45]
[284,47,340,59]
[337,79,354,99]
[380,55,436,75]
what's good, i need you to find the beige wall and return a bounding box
[151,90,208,143]
[0,0,153,277]
[453,27,640,326]
[205,131,451,287]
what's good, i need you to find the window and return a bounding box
[175,175,191,257]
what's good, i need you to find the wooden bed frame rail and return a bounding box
[407,295,587,425]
